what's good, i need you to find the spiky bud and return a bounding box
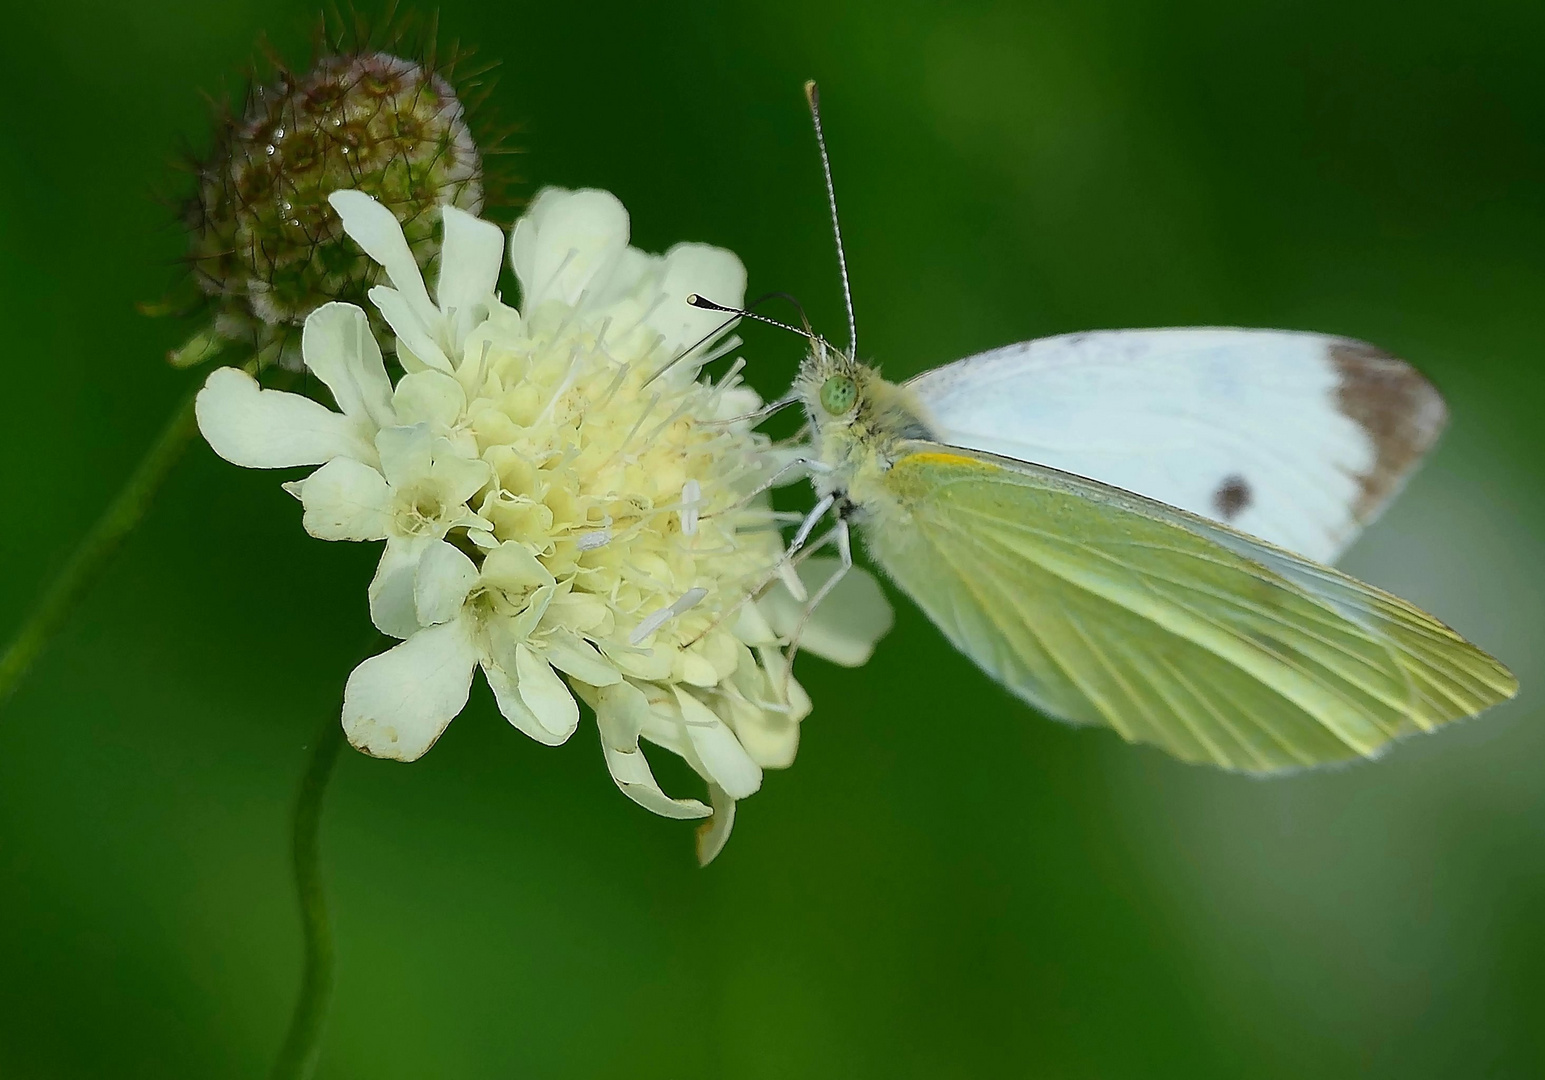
[175,51,485,369]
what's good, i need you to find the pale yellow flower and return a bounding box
[196,189,893,861]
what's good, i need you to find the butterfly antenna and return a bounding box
[643,291,819,388]
[756,290,816,337]
[640,310,742,388]
[805,80,857,357]
[686,294,813,340]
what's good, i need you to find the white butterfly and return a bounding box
[682,82,1512,773]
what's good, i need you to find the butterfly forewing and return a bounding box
[864,444,1516,772]
[905,329,1447,565]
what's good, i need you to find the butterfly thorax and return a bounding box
[797,342,934,517]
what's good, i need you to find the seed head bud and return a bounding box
[173,50,486,369]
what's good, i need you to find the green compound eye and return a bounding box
[819,375,858,415]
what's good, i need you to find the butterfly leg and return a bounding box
[779,517,853,699]
[702,393,801,428]
[679,526,841,651]
[788,493,835,554]
[776,492,838,601]
[680,491,840,651]
[702,456,832,524]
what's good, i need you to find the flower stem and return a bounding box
[0,385,201,710]
[270,712,346,1080]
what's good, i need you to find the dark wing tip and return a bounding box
[1329,340,1449,523]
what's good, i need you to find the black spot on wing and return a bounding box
[1213,474,1252,521]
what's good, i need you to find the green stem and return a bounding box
[0,385,201,709]
[270,713,346,1080]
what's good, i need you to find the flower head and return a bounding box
[197,189,892,861]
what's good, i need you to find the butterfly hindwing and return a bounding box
[862,443,1515,772]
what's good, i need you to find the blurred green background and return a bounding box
[2,0,1542,1076]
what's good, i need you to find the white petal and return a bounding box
[196,367,368,469]
[375,424,434,489]
[413,540,478,627]
[540,630,622,687]
[481,657,568,747]
[510,188,630,308]
[594,681,711,819]
[732,603,779,648]
[677,649,721,688]
[369,286,453,373]
[481,541,555,593]
[763,559,894,667]
[586,246,655,313]
[731,705,801,770]
[637,701,691,758]
[785,670,813,725]
[695,783,737,867]
[714,386,764,424]
[328,190,439,328]
[390,338,435,376]
[602,741,712,820]
[369,539,427,639]
[758,647,813,724]
[515,645,580,742]
[545,591,609,634]
[426,442,492,506]
[342,619,477,761]
[598,640,674,682]
[300,302,396,429]
[436,204,506,348]
[676,688,761,799]
[777,560,807,603]
[393,370,467,430]
[646,242,748,357]
[510,584,555,642]
[594,680,652,753]
[284,457,390,541]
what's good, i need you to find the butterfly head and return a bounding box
[797,342,931,466]
[798,338,861,417]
